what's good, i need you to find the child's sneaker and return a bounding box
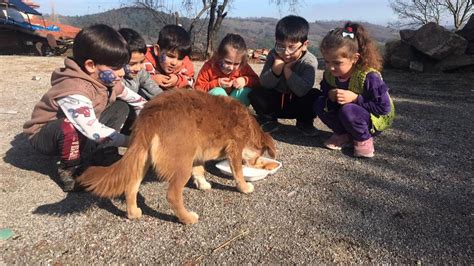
[57,162,83,192]
[354,138,375,158]
[296,121,318,137]
[261,120,280,133]
[324,133,352,150]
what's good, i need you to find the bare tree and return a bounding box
[132,0,211,34]
[389,0,444,28]
[269,0,300,14]
[390,0,473,29]
[205,0,230,57]
[131,0,231,58]
[439,0,473,30]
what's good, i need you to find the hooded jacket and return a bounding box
[23,57,124,135]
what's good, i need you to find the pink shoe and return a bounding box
[324,133,352,150]
[354,138,375,158]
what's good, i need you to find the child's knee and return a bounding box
[208,87,227,96]
[313,96,326,115]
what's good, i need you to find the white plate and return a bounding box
[215,157,282,182]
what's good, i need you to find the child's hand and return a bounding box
[232,77,246,89]
[328,89,338,102]
[162,74,178,88]
[272,53,285,76]
[218,77,232,88]
[335,89,358,105]
[153,74,169,86]
[283,60,297,79]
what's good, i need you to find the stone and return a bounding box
[466,42,474,55]
[456,14,474,42]
[407,22,468,60]
[435,54,474,71]
[400,29,415,43]
[409,61,424,72]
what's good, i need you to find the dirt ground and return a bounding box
[0,55,472,264]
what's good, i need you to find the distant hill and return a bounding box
[47,7,399,56]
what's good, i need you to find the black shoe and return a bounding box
[261,120,280,133]
[57,162,84,192]
[296,121,318,137]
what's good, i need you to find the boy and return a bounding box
[119,28,163,100]
[23,24,147,192]
[144,24,194,90]
[118,28,163,135]
[249,15,321,136]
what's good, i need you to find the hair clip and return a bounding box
[342,30,354,39]
[342,26,355,38]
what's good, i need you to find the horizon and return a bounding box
[33,0,398,26]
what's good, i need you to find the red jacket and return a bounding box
[194,59,260,92]
[144,47,194,89]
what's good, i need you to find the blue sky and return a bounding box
[33,0,397,25]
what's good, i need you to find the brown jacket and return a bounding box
[23,58,124,135]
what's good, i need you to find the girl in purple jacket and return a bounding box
[314,22,395,158]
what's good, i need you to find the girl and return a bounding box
[314,22,395,158]
[194,33,260,106]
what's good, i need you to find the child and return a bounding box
[118,28,163,135]
[314,22,395,158]
[249,15,321,137]
[118,28,163,100]
[23,24,147,192]
[194,33,260,106]
[144,24,194,90]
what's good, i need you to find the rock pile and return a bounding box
[385,15,474,72]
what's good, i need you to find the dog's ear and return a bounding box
[263,133,277,159]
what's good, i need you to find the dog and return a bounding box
[77,90,276,225]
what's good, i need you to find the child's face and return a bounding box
[322,47,360,79]
[85,59,125,87]
[156,48,183,75]
[274,40,308,63]
[219,47,244,75]
[126,52,146,78]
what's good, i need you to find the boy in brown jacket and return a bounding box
[23,24,147,192]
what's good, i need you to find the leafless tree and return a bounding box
[131,0,231,58]
[389,0,444,28]
[389,0,473,29]
[439,0,473,30]
[205,0,230,57]
[269,0,300,14]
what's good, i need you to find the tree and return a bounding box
[205,0,230,57]
[131,0,231,58]
[389,0,473,30]
[439,0,473,30]
[389,0,444,28]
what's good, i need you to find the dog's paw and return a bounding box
[180,211,199,225]
[237,182,254,194]
[127,207,142,219]
[193,175,212,190]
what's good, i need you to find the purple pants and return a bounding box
[314,97,373,141]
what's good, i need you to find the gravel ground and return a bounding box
[0,55,472,264]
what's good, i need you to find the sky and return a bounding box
[33,0,398,26]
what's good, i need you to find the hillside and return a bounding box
[48,7,399,55]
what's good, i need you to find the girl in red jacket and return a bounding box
[194,33,260,106]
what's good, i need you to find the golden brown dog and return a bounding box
[77,90,276,225]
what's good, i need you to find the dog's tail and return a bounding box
[77,134,152,198]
